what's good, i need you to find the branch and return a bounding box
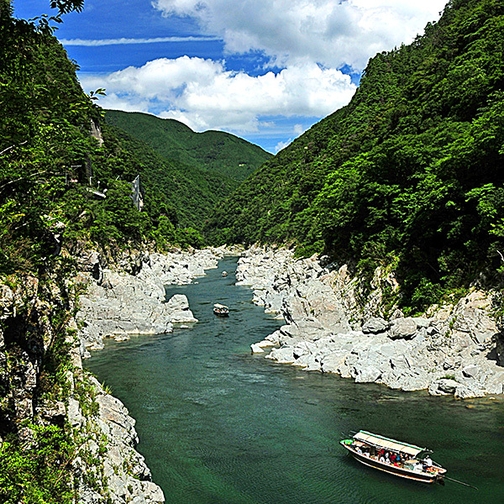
[0,140,28,157]
[0,170,48,193]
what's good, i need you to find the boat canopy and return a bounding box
[354,430,426,457]
[214,303,228,309]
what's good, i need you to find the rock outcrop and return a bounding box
[77,248,228,355]
[70,373,165,504]
[0,270,166,503]
[242,247,504,399]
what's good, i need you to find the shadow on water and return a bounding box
[86,257,504,504]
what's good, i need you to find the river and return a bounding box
[86,257,504,503]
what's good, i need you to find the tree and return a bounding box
[50,1,84,14]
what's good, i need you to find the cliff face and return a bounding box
[0,261,165,502]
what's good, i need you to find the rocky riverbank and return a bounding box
[239,246,504,399]
[69,347,165,503]
[73,246,237,502]
[77,247,231,356]
[0,267,166,503]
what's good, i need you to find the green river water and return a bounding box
[86,257,504,504]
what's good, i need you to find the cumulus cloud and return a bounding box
[78,1,447,148]
[152,0,447,70]
[81,56,356,132]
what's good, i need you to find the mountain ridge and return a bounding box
[104,110,272,186]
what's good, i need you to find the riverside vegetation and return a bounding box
[1,0,504,502]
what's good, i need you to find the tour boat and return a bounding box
[213,303,229,317]
[340,430,447,484]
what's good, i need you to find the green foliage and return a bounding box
[0,424,75,503]
[206,0,504,312]
[50,0,84,15]
[0,10,218,271]
[105,110,272,186]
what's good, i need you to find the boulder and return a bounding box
[266,346,296,364]
[399,373,431,392]
[454,384,486,399]
[484,371,504,394]
[388,318,418,340]
[462,364,482,379]
[165,294,197,324]
[293,353,321,371]
[250,343,265,354]
[428,379,459,396]
[449,290,499,344]
[362,317,389,334]
[354,366,382,383]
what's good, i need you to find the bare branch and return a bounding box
[0,140,28,157]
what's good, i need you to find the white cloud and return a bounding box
[60,36,220,46]
[79,1,448,149]
[152,0,447,70]
[81,56,356,133]
[293,124,306,136]
[274,139,293,153]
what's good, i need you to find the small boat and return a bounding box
[213,303,229,317]
[340,430,447,484]
[222,271,228,277]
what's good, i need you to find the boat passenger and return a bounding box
[422,456,433,471]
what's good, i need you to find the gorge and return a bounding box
[82,251,504,504]
[2,0,504,501]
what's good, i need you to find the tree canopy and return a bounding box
[205,0,504,312]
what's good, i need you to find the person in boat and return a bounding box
[394,453,402,466]
[422,455,433,471]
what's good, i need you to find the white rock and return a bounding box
[250,343,265,354]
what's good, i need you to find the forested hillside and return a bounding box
[205,0,504,312]
[0,2,225,262]
[106,122,237,231]
[105,110,272,190]
[0,2,206,500]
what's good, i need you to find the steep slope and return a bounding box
[104,110,272,186]
[104,123,236,230]
[0,6,166,502]
[206,0,504,311]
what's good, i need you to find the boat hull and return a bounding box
[213,303,229,317]
[340,442,444,484]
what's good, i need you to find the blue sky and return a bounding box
[13,0,447,153]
